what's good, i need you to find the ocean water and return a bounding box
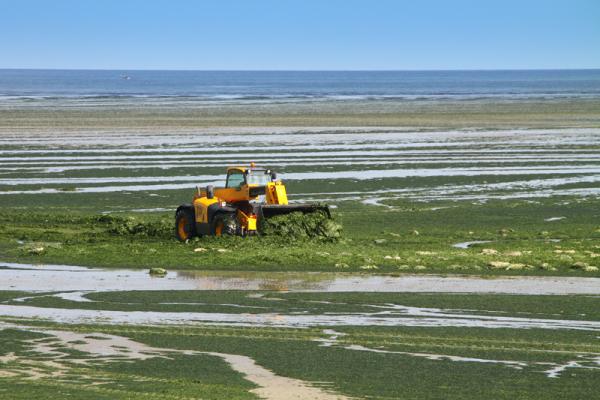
[0,69,599,104]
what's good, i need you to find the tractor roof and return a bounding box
[227,166,249,173]
[227,164,268,174]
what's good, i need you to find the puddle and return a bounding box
[361,198,394,208]
[0,321,347,400]
[544,358,600,378]
[2,302,600,331]
[0,262,91,271]
[452,240,492,249]
[544,217,566,222]
[2,261,600,295]
[54,291,96,302]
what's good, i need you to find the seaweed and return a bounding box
[105,216,173,238]
[261,211,342,241]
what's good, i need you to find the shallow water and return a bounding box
[3,70,599,102]
[2,261,599,385]
[3,261,600,295]
[2,127,600,205]
[452,240,493,249]
[3,301,600,331]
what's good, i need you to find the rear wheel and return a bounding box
[211,213,239,236]
[175,208,196,241]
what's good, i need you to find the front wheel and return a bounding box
[175,208,196,241]
[211,213,239,236]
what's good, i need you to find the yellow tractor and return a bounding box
[175,164,330,240]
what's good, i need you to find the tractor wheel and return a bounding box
[175,208,196,241]
[211,213,239,236]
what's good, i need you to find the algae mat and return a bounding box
[1,286,599,399]
[2,121,600,398]
[1,263,600,399]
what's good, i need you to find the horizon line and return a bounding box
[1,67,599,72]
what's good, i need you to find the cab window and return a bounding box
[226,170,245,188]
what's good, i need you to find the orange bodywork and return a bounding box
[177,215,189,240]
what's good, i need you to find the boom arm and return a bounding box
[265,181,288,205]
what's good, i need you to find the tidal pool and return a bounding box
[2,261,600,295]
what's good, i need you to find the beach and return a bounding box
[1,69,600,399]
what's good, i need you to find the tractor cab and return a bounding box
[225,166,276,189]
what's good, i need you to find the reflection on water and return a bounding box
[2,261,600,295]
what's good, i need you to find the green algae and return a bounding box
[261,210,342,241]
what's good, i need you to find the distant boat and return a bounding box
[120,75,131,80]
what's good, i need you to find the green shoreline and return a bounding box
[2,198,599,276]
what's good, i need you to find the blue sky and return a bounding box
[1,0,599,70]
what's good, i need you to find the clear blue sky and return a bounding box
[1,0,598,70]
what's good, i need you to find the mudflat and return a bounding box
[1,95,600,399]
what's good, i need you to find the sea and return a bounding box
[0,69,599,105]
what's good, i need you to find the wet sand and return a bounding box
[0,321,347,400]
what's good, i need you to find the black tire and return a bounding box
[175,207,196,241]
[211,213,239,236]
[206,185,214,199]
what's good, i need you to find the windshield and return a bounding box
[226,171,245,188]
[246,170,272,186]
